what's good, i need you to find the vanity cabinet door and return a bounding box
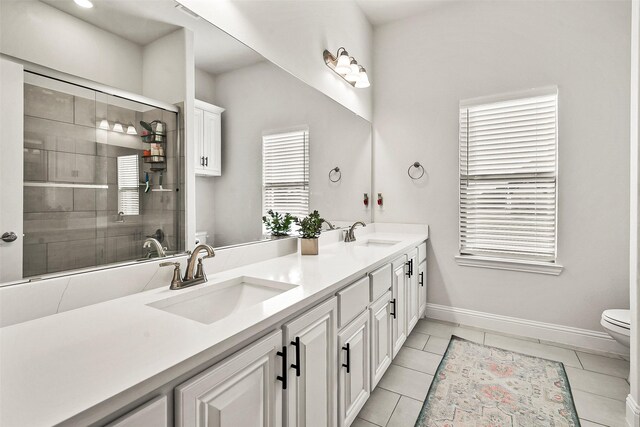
[175,330,284,427]
[391,256,407,358]
[418,260,427,318]
[406,248,419,334]
[370,291,392,389]
[283,297,338,427]
[338,310,370,427]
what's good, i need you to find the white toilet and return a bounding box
[601,309,631,347]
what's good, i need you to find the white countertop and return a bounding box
[0,228,428,427]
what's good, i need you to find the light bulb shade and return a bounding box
[345,71,359,82]
[335,51,351,75]
[98,119,109,130]
[355,68,370,88]
[112,123,124,133]
[126,125,137,135]
[74,0,93,8]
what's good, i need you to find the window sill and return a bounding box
[454,255,563,276]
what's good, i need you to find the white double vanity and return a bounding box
[1,224,428,427]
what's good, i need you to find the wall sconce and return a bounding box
[126,124,138,135]
[324,47,370,88]
[99,119,110,130]
[112,123,124,133]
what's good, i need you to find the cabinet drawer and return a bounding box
[337,276,369,329]
[369,263,391,302]
[418,242,427,264]
[107,396,168,427]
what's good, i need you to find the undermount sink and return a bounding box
[147,276,296,325]
[355,239,400,248]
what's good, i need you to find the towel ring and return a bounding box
[408,162,425,180]
[329,166,341,182]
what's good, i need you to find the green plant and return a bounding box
[296,210,324,239]
[262,210,295,236]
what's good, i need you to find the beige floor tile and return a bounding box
[565,366,630,401]
[378,364,434,401]
[357,387,400,426]
[484,333,582,367]
[423,335,450,355]
[572,390,627,427]
[414,319,484,343]
[576,351,630,379]
[386,396,423,427]
[404,330,430,350]
[351,418,380,427]
[392,347,443,375]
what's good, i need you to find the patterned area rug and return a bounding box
[415,336,580,426]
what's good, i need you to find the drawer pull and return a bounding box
[342,343,351,373]
[276,346,287,389]
[419,271,424,286]
[390,298,396,319]
[290,336,301,377]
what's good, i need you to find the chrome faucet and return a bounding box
[160,243,215,290]
[143,237,166,258]
[322,219,337,230]
[345,221,366,242]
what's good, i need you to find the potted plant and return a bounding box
[262,210,295,238]
[297,210,324,255]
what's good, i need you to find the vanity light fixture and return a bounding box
[74,0,94,8]
[112,123,124,133]
[323,47,371,88]
[98,119,110,130]
[126,124,137,135]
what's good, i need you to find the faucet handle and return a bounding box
[160,261,183,290]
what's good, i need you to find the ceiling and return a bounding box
[40,0,264,75]
[355,0,457,26]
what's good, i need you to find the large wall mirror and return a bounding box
[0,0,372,284]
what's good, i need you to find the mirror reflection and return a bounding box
[0,0,372,283]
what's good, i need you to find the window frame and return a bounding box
[455,87,563,275]
[261,126,310,231]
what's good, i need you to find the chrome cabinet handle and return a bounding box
[1,232,17,243]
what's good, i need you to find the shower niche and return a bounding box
[22,73,182,278]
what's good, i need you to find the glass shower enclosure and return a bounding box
[22,72,182,278]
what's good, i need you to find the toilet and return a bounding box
[601,309,631,347]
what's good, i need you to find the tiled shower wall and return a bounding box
[22,80,181,278]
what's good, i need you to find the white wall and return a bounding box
[0,0,142,93]
[373,0,631,332]
[176,0,373,121]
[206,60,371,247]
[195,68,217,104]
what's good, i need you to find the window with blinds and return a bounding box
[117,155,140,216]
[262,128,310,219]
[459,88,558,263]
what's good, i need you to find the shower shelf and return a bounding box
[142,155,165,163]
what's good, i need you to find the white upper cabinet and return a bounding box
[283,297,338,427]
[194,99,224,177]
[175,331,284,427]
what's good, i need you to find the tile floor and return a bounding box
[353,319,630,427]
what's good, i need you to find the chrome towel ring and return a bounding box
[329,166,341,182]
[408,162,425,180]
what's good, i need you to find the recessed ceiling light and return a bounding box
[74,0,94,9]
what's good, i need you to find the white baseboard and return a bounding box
[628,395,640,427]
[426,303,629,356]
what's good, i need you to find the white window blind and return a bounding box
[262,129,309,219]
[459,89,558,262]
[117,155,139,216]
